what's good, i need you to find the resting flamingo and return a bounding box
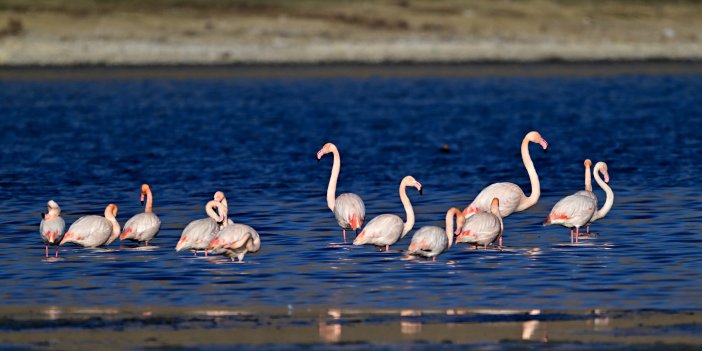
[175,200,224,256]
[456,198,504,249]
[353,176,422,251]
[463,131,548,218]
[120,184,161,245]
[317,142,366,242]
[543,165,599,243]
[407,207,464,261]
[40,200,65,257]
[60,204,120,248]
[207,205,261,262]
[585,161,614,232]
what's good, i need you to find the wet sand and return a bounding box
[0,307,700,350]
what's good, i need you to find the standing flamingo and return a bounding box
[40,200,65,257]
[575,159,597,234]
[207,205,261,262]
[456,198,504,249]
[463,131,548,218]
[60,204,120,248]
[407,207,465,261]
[585,161,614,231]
[175,200,224,256]
[353,176,422,251]
[317,142,366,242]
[543,174,598,243]
[120,184,161,245]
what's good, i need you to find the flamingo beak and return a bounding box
[59,232,72,245]
[41,213,46,220]
[539,138,549,152]
[604,172,610,183]
[454,228,461,235]
[316,149,324,161]
[140,193,145,206]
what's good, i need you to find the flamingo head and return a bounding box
[140,184,150,205]
[213,191,226,203]
[584,159,592,168]
[43,200,61,219]
[601,163,610,183]
[316,142,335,161]
[105,203,118,217]
[403,176,422,195]
[527,131,548,151]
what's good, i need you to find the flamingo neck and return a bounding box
[144,188,154,213]
[584,164,593,192]
[400,182,415,237]
[444,208,460,248]
[592,168,614,221]
[517,136,541,211]
[105,212,121,245]
[206,201,224,223]
[45,209,60,220]
[326,146,341,212]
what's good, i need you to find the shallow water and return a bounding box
[1,70,701,331]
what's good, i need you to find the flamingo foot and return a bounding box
[45,245,49,258]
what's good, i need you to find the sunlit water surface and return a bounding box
[1,73,701,317]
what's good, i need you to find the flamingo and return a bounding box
[463,131,548,218]
[175,200,224,256]
[574,159,597,234]
[456,198,504,249]
[60,204,120,248]
[40,200,65,257]
[120,184,161,245]
[585,161,614,231]
[207,205,261,262]
[407,207,465,261]
[543,165,599,243]
[317,142,366,243]
[353,176,422,251]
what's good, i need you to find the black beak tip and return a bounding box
[543,148,548,154]
[317,157,320,163]
[419,188,424,195]
[141,200,145,206]
[41,213,46,219]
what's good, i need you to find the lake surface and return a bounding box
[0,65,701,349]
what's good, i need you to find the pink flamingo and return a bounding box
[207,205,261,262]
[40,200,65,257]
[574,159,596,234]
[463,131,548,218]
[353,176,422,251]
[407,207,465,261]
[120,184,161,245]
[456,198,504,249]
[317,142,366,242]
[175,200,224,256]
[543,163,600,243]
[60,204,120,248]
[585,161,614,231]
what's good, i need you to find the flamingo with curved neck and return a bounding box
[60,204,120,248]
[456,198,504,249]
[353,176,422,251]
[317,142,366,242]
[463,131,548,218]
[407,207,465,261]
[575,159,597,233]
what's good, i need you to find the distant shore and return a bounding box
[2,61,702,80]
[1,1,702,65]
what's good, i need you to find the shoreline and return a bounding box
[3,60,702,80]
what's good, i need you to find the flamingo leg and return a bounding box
[575,227,580,243]
[205,250,208,257]
[570,228,574,243]
[499,235,503,248]
[586,225,590,234]
[343,229,347,243]
[55,246,59,258]
[193,250,198,256]
[45,245,49,258]
[432,257,436,262]
[385,245,390,252]
[145,241,149,246]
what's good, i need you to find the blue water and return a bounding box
[1,72,701,311]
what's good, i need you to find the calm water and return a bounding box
[1,71,701,316]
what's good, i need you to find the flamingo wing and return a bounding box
[458,213,501,246]
[66,216,112,247]
[469,182,523,217]
[546,194,596,227]
[40,217,65,245]
[177,218,218,251]
[334,193,365,230]
[122,212,161,242]
[408,226,447,258]
[354,214,403,246]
